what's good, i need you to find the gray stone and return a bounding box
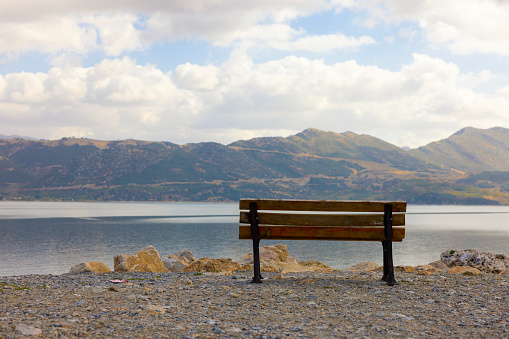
[15,324,42,336]
[441,249,509,273]
[175,249,196,262]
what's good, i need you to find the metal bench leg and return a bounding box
[382,204,396,286]
[250,202,262,283]
[381,240,389,282]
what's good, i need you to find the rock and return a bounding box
[146,304,166,314]
[441,249,509,273]
[113,254,131,269]
[344,262,379,272]
[448,266,482,275]
[182,257,242,273]
[236,244,331,273]
[395,265,415,273]
[161,249,196,272]
[162,255,189,272]
[68,262,111,274]
[427,260,448,271]
[415,264,441,274]
[175,249,196,262]
[15,323,42,336]
[114,245,168,273]
[299,260,332,270]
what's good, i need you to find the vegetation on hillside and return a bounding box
[1,127,509,204]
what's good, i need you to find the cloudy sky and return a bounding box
[1,0,508,148]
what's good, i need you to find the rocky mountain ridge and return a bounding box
[1,127,509,204]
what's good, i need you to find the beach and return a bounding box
[1,269,508,338]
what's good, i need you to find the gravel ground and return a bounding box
[1,270,508,338]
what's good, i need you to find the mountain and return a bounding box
[1,128,509,204]
[410,127,509,172]
[230,128,434,171]
[0,134,37,140]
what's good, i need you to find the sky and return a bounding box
[1,0,509,148]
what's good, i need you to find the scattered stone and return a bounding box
[114,245,168,273]
[2,263,509,338]
[146,304,166,314]
[68,261,111,274]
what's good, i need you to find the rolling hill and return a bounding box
[1,127,509,204]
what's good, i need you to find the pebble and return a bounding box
[1,270,508,338]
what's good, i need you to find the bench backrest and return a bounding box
[239,199,406,242]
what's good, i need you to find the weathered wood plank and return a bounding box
[239,225,405,241]
[240,212,405,227]
[239,199,406,212]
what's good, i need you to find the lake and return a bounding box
[1,201,508,276]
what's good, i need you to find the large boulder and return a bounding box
[236,244,331,273]
[161,249,197,272]
[441,249,509,274]
[68,262,111,274]
[114,245,168,273]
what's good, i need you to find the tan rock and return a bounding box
[344,262,379,272]
[299,260,331,270]
[114,254,131,269]
[395,265,415,273]
[448,266,481,275]
[236,244,331,273]
[68,262,111,274]
[181,258,241,273]
[415,265,441,274]
[114,245,168,273]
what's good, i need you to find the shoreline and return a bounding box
[2,269,509,338]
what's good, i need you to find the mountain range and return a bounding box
[1,127,509,204]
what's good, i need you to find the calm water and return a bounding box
[1,201,508,276]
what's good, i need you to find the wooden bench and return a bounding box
[239,199,406,285]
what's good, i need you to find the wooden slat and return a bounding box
[239,225,405,241]
[239,199,406,213]
[240,212,405,227]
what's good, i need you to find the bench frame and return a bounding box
[239,199,406,286]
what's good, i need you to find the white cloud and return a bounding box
[0,0,331,58]
[361,0,509,56]
[269,33,375,52]
[1,51,508,147]
[88,14,144,56]
[0,16,97,55]
[174,64,220,91]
